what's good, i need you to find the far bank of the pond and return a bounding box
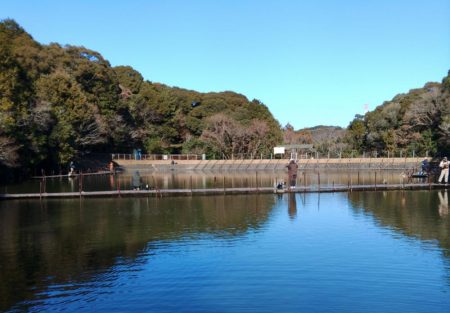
[116,157,429,171]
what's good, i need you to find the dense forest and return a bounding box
[0,19,282,178]
[0,19,449,180]
[345,75,450,157]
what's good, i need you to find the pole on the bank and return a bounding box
[317,172,320,191]
[118,175,121,197]
[428,173,432,190]
[374,172,377,191]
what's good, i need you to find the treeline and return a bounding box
[1,19,449,180]
[0,19,282,178]
[345,73,450,157]
[289,73,450,158]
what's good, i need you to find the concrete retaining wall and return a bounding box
[115,157,428,172]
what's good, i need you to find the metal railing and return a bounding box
[111,150,432,161]
[112,154,201,161]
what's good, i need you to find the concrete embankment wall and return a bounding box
[115,157,427,172]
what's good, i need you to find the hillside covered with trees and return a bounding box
[0,19,282,179]
[1,19,448,181]
[288,72,449,158]
[345,74,450,157]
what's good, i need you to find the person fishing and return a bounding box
[69,161,75,175]
[420,159,429,175]
[287,159,298,190]
[438,157,449,184]
[132,170,142,190]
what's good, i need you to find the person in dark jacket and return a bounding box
[420,159,429,175]
[132,171,142,190]
[287,159,298,190]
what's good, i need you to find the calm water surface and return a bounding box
[0,190,449,312]
[2,169,425,194]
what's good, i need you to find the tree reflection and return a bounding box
[0,195,274,311]
[348,190,450,256]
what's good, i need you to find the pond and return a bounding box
[0,189,448,312]
[1,169,423,194]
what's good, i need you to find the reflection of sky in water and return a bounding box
[2,191,449,312]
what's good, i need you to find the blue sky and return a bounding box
[1,0,449,128]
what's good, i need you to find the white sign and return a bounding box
[273,147,285,154]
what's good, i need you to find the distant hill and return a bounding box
[282,124,346,157]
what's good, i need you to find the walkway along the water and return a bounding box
[1,183,448,200]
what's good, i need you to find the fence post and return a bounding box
[374,172,377,191]
[318,172,320,191]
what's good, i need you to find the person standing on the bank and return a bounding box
[69,161,75,175]
[438,157,449,184]
[287,159,298,190]
[132,170,142,190]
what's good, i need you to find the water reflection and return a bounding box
[438,191,448,217]
[3,169,426,194]
[0,190,449,312]
[348,191,450,257]
[0,195,274,311]
[288,193,297,220]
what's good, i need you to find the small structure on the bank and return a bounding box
[273,144,316,160]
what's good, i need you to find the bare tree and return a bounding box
[0,136,20,167]
[75,112,108,148]
[246,119,269,156]
[201,113,238,158]
[404,88,442,129]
